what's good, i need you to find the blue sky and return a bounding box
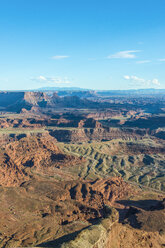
[0,0,165,90]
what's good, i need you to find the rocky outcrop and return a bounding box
[86,111,121,120]
[108,222,165,248]
[23,92,49,106]
[0,92,50,112]
[0,176,136,248]
[0,134,84,186]
[0,117,43,128]
[67,177,133,207]
[49,127,148,143]
[0,91,130,113]
[78,118,102,128]
[50,129,89,143]
[60,207,119,248]
[0,92,99,112]
[59,197,165,248]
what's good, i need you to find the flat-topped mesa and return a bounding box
[49,126,148,143]
[0,91,51,112]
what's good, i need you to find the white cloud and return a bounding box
[123,75,161,88]
[123,75,130,80]
[152,78,160,86]
[51,55,69,60]
[107,50,140,59]
[136,60,151,64]
[158,58,165,62]
[38,76,47,81]
[31,75,72,84]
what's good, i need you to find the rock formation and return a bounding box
[0,134,84,186]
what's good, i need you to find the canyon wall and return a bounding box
[49,127,148,143]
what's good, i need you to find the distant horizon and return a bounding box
[1,87,165,92]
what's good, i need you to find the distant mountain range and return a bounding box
[1,87,165,95]
[34,87,165,96]
[36,87,90,91]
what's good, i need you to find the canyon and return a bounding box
[0,90,164,247]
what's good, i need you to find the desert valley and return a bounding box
[0,89,164,247]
